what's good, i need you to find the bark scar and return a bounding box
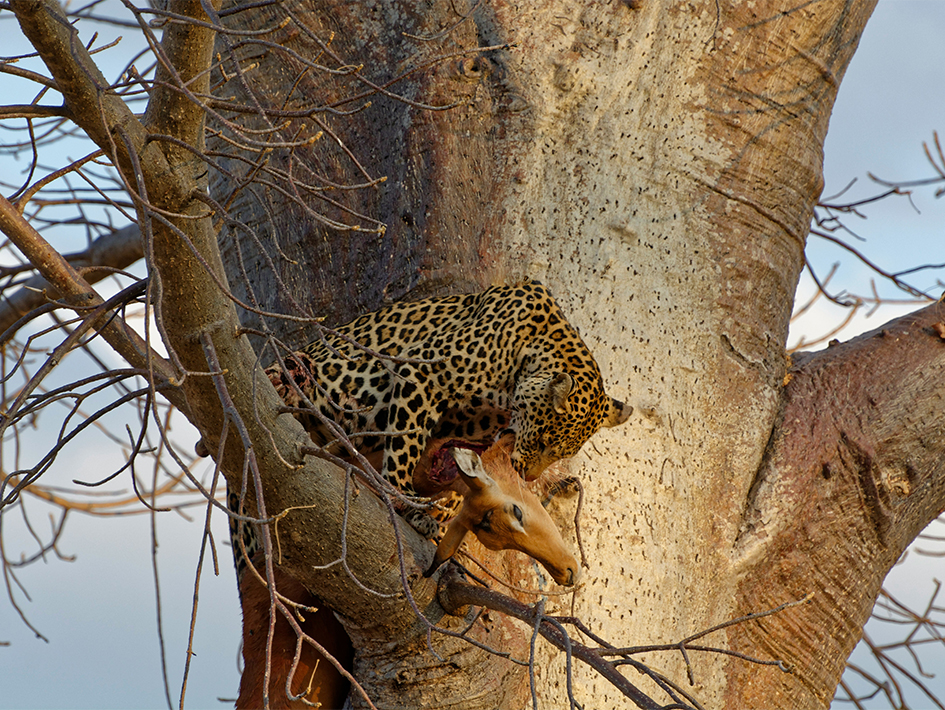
[839,431,890,548]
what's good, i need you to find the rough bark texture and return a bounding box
[197,1,945,708]
[729,305,945,708]
[24,0,945,707]
[201,1,945,708]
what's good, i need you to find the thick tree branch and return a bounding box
[731,300,945,707]
[12,0,450,660]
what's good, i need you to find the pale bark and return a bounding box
[207,1,945,708]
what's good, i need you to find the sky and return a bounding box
[2,2,945,709]
[790,0,945,350]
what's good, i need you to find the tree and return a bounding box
[2,1,944,708]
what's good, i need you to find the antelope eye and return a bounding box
[512,504,523,523]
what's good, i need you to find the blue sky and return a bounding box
[791,0,945,351]
[2,1,945,708]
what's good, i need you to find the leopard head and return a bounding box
[509,371,632,481]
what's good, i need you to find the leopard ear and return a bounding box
[549,373,574,415]
[602,396,633,427]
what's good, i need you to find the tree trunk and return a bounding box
[203,0,944,708]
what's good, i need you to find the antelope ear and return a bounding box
[451,448,496,492]
[549,373,574,415]
[424,517,470,577]
[602,397,633,427]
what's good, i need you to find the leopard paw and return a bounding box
[543,476,582,506]
[404,509,440,539]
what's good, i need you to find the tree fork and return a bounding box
[728,301,945,708]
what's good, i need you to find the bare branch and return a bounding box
[0,222,143,334]
[0,192,183,410]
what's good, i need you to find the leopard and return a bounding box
[264,279,632,536]
[226,280,631,700]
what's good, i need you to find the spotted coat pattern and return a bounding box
[270,280,630,488]
[230,280,631,575]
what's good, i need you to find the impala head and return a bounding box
[424,444,581,586]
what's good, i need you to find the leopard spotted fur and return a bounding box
[267,280,631,523]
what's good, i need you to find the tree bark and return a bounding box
[206,1,945,708]
[729,304,945,708]
[18,0,945,708]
